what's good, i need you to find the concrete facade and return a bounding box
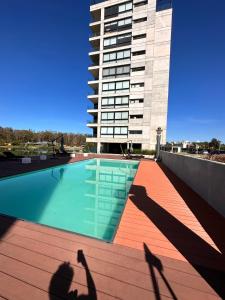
[160,151,225,218]
[87,0,173,153]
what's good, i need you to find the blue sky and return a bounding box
[0,0,224,142]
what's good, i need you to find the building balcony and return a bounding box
[89,52,100,66]
[87,120,98,127]
[90,6,101,23]
[87,103,98,109]
[87,107,98,114]
[88,66,99,80]
[90,22,101,37]
[89,32,100,38]
[88,80,99,92]
[87,95,99,104]
[89,37,100,51]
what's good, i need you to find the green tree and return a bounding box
[209,138,221,150]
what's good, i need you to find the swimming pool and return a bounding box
[0,159,139,241]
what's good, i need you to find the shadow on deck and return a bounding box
[129,182,225,299]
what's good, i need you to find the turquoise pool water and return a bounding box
[0,159,139,241]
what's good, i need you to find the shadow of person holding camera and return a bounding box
[49,250,97,299]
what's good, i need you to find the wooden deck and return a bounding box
[0,157,224,299]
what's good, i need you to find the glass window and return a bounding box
[121,127,128,134]
[118,20,124,27]
[117,51,123,60]
[114,127,120,134]
[115,97,122,104]
[122,112,128,119]
[125,18,132,24]
[108,112,114,119]
[117,67,123,74]
[115,112,122,119]
[104,39,110,47]
[123,81,129,89]
[126,2,132,10]
[118,4,125,12]
[109,68,116,75]
[124,50,131,58]
[108,97,114,105]
[108,127,113,134]
[109,52,116,60]
[101,113,107,120]
[116,82,123,90]
[122,96,129,104]
[123,66,130,73]
[103,69,109,77]
[104,54,110,62]
[109,82,115,90]
[102,98,108,105]
[111,37,117,45]
[101,127,107,134]
[102,83,108,91]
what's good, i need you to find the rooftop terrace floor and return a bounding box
[0,155,224,299]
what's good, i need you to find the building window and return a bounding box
[103,49,131,63]
[101,111,128,122]
[104,17,132,33]
[101,127,114,135]
[131,82,144,88]
[133,34,147,40]
[102,81,130,93]
[115,111,129,120]
[114,127,128,135]
[115,96,129,106]
[129,130,143,134]
[105,1,133,19]
[104,33,132,49]
[102,96,129,108]
[133,17,147,23]
[101,127,128,136]
[118,2,132,13]
[132,50,146,56]
[101,112,114,120]
[132,67,145,72]
[130,99,144,104]
[103,65,130,78]
[130,115,143,119]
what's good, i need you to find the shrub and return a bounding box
[83,142,97,153]
[205,154,225,163]
[132,149,156,155]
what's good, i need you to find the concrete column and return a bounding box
[97,142,101,154]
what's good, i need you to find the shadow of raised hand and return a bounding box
[49,251,97,300]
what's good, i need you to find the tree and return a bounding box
[0,127,87,147]
[209,138,221,150]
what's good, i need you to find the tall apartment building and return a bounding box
[87,0,172,153]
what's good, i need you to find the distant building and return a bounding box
[86,0,173,153]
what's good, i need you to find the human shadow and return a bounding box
[144,243,178,300]
[129,185,225,299]
[49,250,97,300]
[158,163,225,255]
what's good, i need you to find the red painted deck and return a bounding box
[0,157,224,299]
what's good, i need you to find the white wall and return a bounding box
[160,151,225,218]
